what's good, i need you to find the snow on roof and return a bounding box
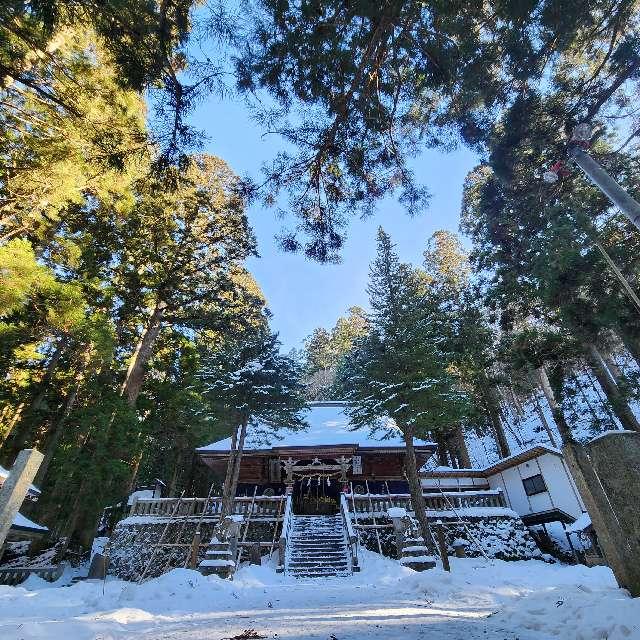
[12,512,48,532]
[421,443,563,476]
[566,512,591,533]
[197,402,435,453]
[0,464,41,494]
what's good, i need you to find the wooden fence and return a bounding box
[129,495,287,520]
[348,489,506,516]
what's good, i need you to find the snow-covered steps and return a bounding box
[400,537,436,571]
[199,540,235,578]
[287,514,352,578]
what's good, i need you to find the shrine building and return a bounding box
[196,401,437,514]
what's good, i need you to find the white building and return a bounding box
[421,444,586,528]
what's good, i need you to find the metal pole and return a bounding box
[568,145,640,232]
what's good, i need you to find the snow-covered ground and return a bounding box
[1,551,637,640]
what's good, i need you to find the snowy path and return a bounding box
[1,551,639,640]
[136,583,510,640]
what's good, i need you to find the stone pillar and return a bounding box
[199,515,243,579]
[586,432,640,596]
[388,507,407,560]
[0,449,43,560]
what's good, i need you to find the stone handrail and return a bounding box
[340,493,359,572]
[277,494,293,573]
[348,489,506,516]
[129,495,286,519]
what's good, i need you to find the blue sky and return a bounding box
[190,94,478,351]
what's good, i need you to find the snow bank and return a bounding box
[0,554,637,640]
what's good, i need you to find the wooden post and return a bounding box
[434,521,450,572]
[188,531,201,569]
[0,449,43,561]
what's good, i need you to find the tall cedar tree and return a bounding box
[336,228,468,553]
[232,0,640,260]
[199,327,306,525]
[303,306,368,400]
[422,231,511,460]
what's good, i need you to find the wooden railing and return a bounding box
[340,493,360,572]
[277,495,293,573]
[347,489,506,516]
[129,495,287,520]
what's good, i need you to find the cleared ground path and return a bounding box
[0,551,638,640]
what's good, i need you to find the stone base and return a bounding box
[401,558,437,571]
[199,541,235,578]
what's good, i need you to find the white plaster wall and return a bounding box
[536,454,585,518]
[487,453,585,519]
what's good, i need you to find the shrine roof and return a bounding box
[197,402,436,454]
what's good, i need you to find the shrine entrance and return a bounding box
[282,456,352,516]
[292,475,340,514]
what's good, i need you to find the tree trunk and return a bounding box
[536,367,576,446]
[120,300,167,407]
[433,432,450,466]
[602,352,624,381]
[483,386,511,458]
[220,418,249,525]
[402,428,435,554]
[32,371,84,487]
[584,344,640,432]
[0,402,24,449]
[0,339,66,462]
[447,425,471,468]
[531,388,558,447]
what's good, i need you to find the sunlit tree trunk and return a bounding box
[584,344,640,432]
[0,338,66,462]
[120,300,167,406]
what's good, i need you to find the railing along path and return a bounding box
[348,489,506,516]
[129,495,286,520]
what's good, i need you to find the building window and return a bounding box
[522,474,547,496]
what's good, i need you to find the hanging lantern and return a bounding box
[571,122,593,144]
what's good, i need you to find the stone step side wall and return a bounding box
[107,517,281,581]
[355,514,543,561]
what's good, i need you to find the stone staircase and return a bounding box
[287,514,352,578]
[400,536,436,571]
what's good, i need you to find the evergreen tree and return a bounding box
[302,306,368,400]
[336,228,468,553]
[199,326,306,523]
[231,1,640,259]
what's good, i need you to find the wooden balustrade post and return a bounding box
[435,521,450,572]
[188,531,201,569]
